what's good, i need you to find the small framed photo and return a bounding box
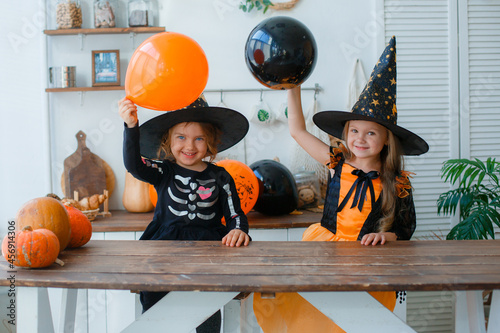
[92,50,120,86]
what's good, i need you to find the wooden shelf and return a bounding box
[90,210,322,233]
[46,86,124,92]
[43,27,166,36]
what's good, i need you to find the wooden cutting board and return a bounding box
[61,160,115,198]
[63,130,107,198]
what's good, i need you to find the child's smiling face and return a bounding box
[346,120,389,163]
[170,122,208,171]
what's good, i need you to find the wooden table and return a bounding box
[1,240,499,332]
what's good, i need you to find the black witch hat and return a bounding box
[139,95,249,160]
[313,36,428,155]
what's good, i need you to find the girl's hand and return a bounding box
[118,97,138,128]
[360,232,397,246]
[222,229,250,247]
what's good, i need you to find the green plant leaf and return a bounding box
[239,0,274,13]
[439,157,500,240]
[446,202,500,240]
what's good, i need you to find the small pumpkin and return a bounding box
[65,205,93,248]
[2,226,61,268]
[122,172,154,213]
[16,197,71,252]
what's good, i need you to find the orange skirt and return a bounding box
[253,223,397,333]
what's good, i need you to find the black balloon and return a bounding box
[250,159,298,215]
[245,16,317,90]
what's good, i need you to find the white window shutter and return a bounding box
[383,0,455,240]
[383,1,500,332]
[459,1,500,160]
[382,1,458,332]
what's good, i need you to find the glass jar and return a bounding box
[56,0,82,29]
[294,171,322,209]
[94,0,117,28]
[128,0,153,27]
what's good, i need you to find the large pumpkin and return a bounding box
[2,226,60,268]
[122,172,154,213]
[16,197,71,252]
[65,205,92,248]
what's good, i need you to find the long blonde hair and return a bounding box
[341,121,405,232]
[157,122,222,162]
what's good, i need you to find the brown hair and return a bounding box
[341,121,405,232]
[157,122,222,162]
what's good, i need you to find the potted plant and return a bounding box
[437,157,500,240]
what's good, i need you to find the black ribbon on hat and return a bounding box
[336,169,380,212]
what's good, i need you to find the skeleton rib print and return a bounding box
[168,175,219,221]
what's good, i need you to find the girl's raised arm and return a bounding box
[288,86,330,165]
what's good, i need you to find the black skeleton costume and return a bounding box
[123,124,249,242]
[122,94,250,320]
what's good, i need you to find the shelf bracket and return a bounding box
[78,33,86,51]
[129,32,137,49]
[79,91,85,106]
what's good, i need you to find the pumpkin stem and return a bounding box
[55,258,65,266]
[22,226,33,232]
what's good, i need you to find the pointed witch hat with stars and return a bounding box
[313,36,429,155]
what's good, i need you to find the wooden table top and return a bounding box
[91,210,321,232]
[2,240,500,293]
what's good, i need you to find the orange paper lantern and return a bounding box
[216,159,259,215]
[125,32,209,111]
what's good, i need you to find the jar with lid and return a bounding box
[128,0,153,27]
[294,171,322,209]
[55,0,82,29]
[94,0,117,28]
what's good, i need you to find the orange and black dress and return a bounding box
[253,146,416,333]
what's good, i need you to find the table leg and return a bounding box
[466,290,487,333]
[18,287,55,333]
[223,293,261,333]
[121,291,238,332]
[299,291,417,333]
[487,290,499,333]
[58,288,78,333]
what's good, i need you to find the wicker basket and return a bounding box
[270,0,299,10]
[82,209,99,221]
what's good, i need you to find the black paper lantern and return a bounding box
[250,159,298,215]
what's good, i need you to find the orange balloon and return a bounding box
[125,32,209,111]
[149,184,157,207]
[216,160,259,215]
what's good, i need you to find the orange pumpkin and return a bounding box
[16,197,71,252]
[149,184,158,207]
[216,159,259,215]
[65,205,92,248]
[2,226,60,268]
[123,172,154,212]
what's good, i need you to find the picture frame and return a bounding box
[92,50,120,86]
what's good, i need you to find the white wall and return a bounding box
[1,2,49,237]
[0,0,379,236]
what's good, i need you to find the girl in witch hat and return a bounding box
[119,95,250,331]
[254,36,429,332]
